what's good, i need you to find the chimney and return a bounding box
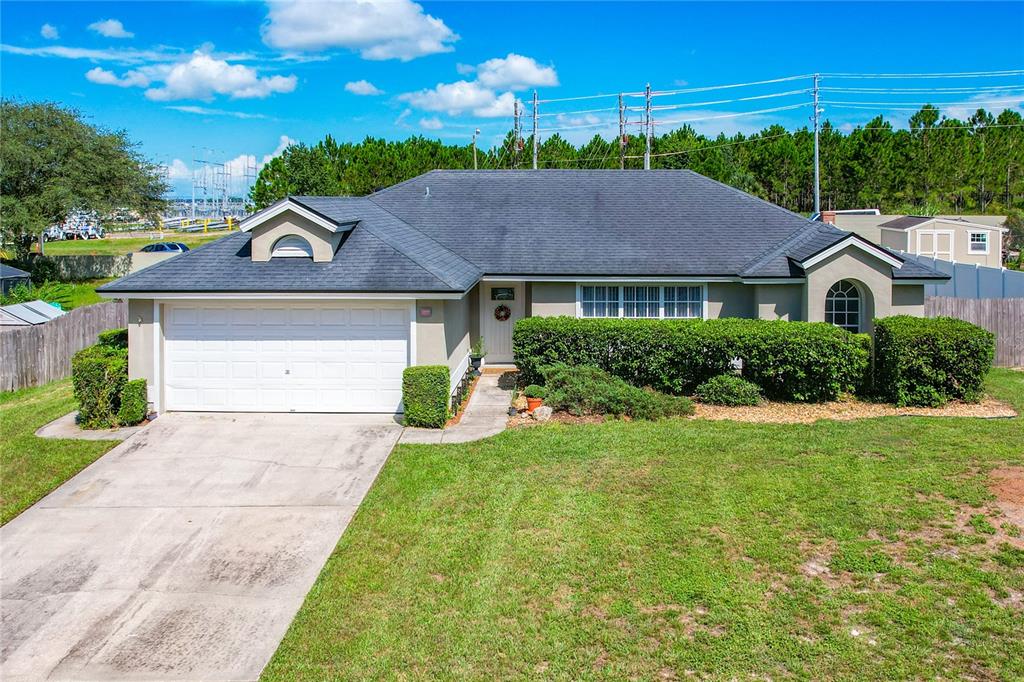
[820,210,837,225]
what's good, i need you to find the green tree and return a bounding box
[1,100,166,258]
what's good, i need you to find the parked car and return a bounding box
[43,226,66,241]
[140,242,190,253]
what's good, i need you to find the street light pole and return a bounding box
[472,128,480,170]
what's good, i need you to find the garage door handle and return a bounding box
[285,369,290,375]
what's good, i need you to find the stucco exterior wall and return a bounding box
[529,282,577,317]
[754,284,804,321]
[891,284,925,316]
[127,298,158,406]
[249,214,343,262]
[415,296,471,392]
[906,223,1003,267]
[880,229,908,251]
[443,295,471,383]
[804,246,894,332]
[707,283,753,319]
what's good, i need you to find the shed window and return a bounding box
[969,232,989,253]
[825,280,861,333]
[271,235,314,258]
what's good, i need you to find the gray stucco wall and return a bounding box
[249,213,343,262]
[444,295,471,380]
[530,282,577,316]
[754,284,803,321]
[891,284,925,316]
[707,283,753,318]
[127,298,158,406]
[415,296,471,391]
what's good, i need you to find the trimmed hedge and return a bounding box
[541,364,694,420]
[98,327,129,349]
[874,316,995,406]
[513,317,870,403]
[117,379,148,425]
[402,365,450,428]
[694,374,762,406]
[72,344,129,429]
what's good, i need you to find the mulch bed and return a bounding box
[507,396,1016,428]
[444,375,480,428]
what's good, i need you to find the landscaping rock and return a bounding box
[512,395,528,411]
[532,406,553,422]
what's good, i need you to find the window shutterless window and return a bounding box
[969,232,988,253]
[623,286,660,318]
[825,280,860,333]
[581,285,621,318]
[664,285,703,318]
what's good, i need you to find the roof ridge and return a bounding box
[739,221,843,276]
[362,198,481,289]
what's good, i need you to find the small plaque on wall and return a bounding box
[419,306,432,317]
[491,287,515,301]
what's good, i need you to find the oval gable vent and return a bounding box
[271,235,314,259]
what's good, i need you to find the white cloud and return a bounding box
[164,159,191,181]
[262,134,296,165]
[88,18,134,39]
[475,53,558,91]
[344,79,383,96]
[40,23,59,40]
[395,108,412,127]
[0,43,177,64]
[86,52,297,102]
[167,105,268,120]
[942,92,1024,121]
[85,66,151,88]
[455,62,475,76]
[419,116,443,130]
[398,80,516,118]
[261,0,457,61]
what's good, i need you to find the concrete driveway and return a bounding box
[1,412,402,681]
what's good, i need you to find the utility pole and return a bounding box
[618,93,625,170]
[532,90,539,170]
[812,73,821,214]
[472,128,480,170]
[512,99,520,169]
[643,83,652,170]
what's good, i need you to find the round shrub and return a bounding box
[694,374,762,406]
[522,384,546,399]
[541,364,694,420]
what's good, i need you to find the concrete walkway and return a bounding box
[400,372,514,444]
[1,412,402,682]
[35,412,148,441]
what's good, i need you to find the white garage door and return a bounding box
[163,302,410,413]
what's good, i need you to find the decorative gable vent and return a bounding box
[271,235,314,258]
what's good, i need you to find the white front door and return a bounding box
[163,301,410,412]
[479,282,523,364]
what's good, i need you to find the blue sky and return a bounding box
[3,1,1023,196]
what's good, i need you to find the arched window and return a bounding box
[271,235,314,258]
[825,280,861,333]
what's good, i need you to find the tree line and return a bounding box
[252,105,1024,218]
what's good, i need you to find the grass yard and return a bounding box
[265,369,1024,681]
[42,231,229,256]
[0,380,119,525]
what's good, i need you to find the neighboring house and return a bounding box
[0,300,66,328]
[0,263,31,295]
[99,171,948,414]
[825,212,1008,268]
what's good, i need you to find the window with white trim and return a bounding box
[824,280,861,333]
[664,285,703,319]
[580,285,620,318]
[969,231,989,254]
[580,284,704,319]
[623,286,660,318]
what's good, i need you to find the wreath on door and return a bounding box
[494,304,512,321]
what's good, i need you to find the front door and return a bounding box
[480,282,523,364]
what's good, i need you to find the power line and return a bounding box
[825,103,1024,113]
[625,131,794,160]
[536,106,618,118]
[632,89,809,113]
[822,69,1024,79]
[652,102,810,127]
[821,97,1024,108]
[537,92,630,104]
[651,74,812,98]
[822,85,1024,94]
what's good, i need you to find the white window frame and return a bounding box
[824,280,862,333]
[575,283,707,320]
[968,231,989,255]
[271,234,315,258]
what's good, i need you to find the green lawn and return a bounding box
[0,380,119,525]
[264,369,1024,681]
[60,278,112,309]
[43,232,229,256]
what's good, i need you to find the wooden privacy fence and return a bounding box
[925,296,1024,368]
[0,301,127,391]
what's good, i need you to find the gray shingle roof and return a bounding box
[101,170,947,294]
[1,263,31,279]
[879,216,933,230]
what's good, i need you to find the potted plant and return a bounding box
[523,384,546,412]
[470,336,486,371]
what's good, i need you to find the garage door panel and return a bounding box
[164,302,410,413]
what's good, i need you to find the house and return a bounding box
[0,300,66,328]
[98,170,948,414]
[823,211,1008,267]
[0,263,31,295]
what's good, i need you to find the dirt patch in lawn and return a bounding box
[693,396,1016,424]
[989,467,1024,533]
[507,411,610,428]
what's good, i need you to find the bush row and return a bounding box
[541,364,694,420]
[874,316,995,406]
[513,317,871,403]
[71,327,148,429]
